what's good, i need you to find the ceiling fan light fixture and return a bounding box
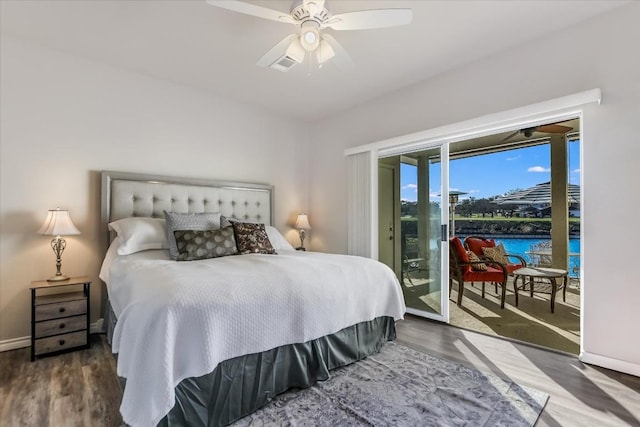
[304,30,316,44]
[300,22,320,51]
[316,39,335,64]
[285,37,306,63]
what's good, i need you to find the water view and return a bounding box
[494,237,580,277]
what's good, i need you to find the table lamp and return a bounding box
[38,208,81,282]
[295,213,311,251]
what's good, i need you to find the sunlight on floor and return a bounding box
[451,283,580,352]
[403,275,581,354]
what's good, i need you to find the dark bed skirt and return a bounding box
[105,304,396,426]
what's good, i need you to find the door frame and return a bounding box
[346,89,600,335]
[378,161,401,277]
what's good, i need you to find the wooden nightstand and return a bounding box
[30,276,91,361]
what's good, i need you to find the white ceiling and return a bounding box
[0,0,628,122]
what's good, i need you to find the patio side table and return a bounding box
[512,267,568,313]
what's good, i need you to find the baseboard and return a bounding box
[0,336,31,352]
[580,351,640,377]
[0,319,105,352]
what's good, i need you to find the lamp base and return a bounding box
[47,274,70,282]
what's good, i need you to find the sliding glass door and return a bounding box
[378,144,449,323]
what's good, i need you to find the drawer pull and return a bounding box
[59,339,66,346]
[59,307,66,313]
[59,323,66,329]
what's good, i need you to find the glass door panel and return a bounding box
[380,145,448,322]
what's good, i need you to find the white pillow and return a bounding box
[108,217,168,255]
[99,236,122,284]
[265,226,294,251]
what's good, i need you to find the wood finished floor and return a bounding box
[396,316,640,427]
[1,319,639,426]
[0,335,122,426]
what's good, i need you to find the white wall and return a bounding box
[0,36,310,343]
[309,3,640,373]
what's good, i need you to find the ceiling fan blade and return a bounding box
[325,9,413,31]
[536,124,573,134]
[501,130,520,142]
[256,34,300,68]
[206,0,294,24]
[321,34,354,70]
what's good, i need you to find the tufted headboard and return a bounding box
[101,171,273,246]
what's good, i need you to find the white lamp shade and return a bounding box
[295,214,311,230]
[38,208,81,236]
[286,38,306,64]
[316,39,335,64]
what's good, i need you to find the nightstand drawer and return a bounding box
[35,299,86,321]
[34,330,87,356]
[31,278,91,361]
[35,315,87,339]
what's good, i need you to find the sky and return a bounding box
[400,140,580,202]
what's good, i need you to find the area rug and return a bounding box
[233,342,548,426]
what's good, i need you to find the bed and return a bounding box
[99,171,406,427]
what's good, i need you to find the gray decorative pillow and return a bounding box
[232,221,277,255]
[173,227,237,261]
[163,211,231,260]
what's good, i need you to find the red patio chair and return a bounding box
[464,235,527,296]
[449,236,508,308]
[464,235,527,273]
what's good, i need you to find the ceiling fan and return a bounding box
[502,123,573,142]
[206,0,413,72]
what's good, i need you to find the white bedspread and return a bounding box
[106,249,405,427]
